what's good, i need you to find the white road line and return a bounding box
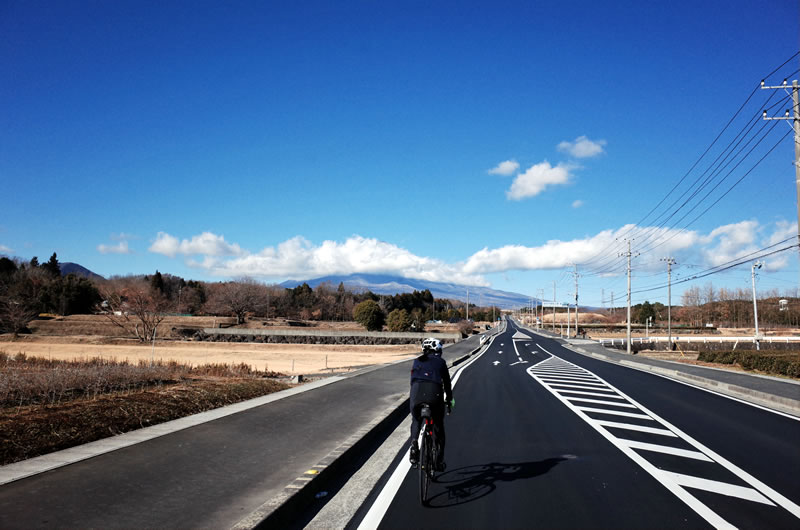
[536,375,602,383]
[357,453,411,529]
[537,378,608,387]
[575,347,800,422]
[591,419,678,436]
[530,369,593,376]
[548,383,617,392]
[563,397,638,408]
[557,389,628,399]
[660,472,775,506]
[620,439,713,461]
[576,407,653,420]
[533,342,800,523]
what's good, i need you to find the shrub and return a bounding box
[458,320,474,337]
[353,300,385,331]
[697,350,800,378]
[386,309,412,332]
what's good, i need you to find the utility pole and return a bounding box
[538,288,545,329]
[752,261,763,350]
[572,264,580,338]
[611,291,615,315]
[552,281,556,331]
[619,239,638,355]
[566,302,571,338]
[761,78,800,273]
[466,289,469,321]
[661,257,676,350]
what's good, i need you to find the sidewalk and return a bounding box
[530,327,800,417]
[0,334,489,530]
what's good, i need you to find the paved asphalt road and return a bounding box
[0,335,483,529]
[362,320,800,529]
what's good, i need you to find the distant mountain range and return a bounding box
[280,274,535,309]
[60,262,104,280]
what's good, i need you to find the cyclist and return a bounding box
[409,338,453,471]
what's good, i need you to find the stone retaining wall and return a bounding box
[181,328,461,345]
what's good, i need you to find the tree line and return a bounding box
[0,254,101,336]
[0,254,498,340]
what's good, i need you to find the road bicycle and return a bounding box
[418,403,438,506]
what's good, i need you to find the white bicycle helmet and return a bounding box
[422,337,443,354]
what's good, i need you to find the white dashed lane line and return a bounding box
[530,343,800,530]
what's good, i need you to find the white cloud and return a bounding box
[488,160,520,176]
[766,220,798,246]
[207,235,489,286]
[149,231,244,258]
[463,219,796,276]
[97,241,131,255]
[0,244,12,254]
[507,161,573,200]
[572,200,584,208]
[557,135,606,158]
[148,220,796,287]
[463,226,637,274]
[699,220,759,267]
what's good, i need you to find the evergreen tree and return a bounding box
[150,270,165,293]
[43,252,61,278]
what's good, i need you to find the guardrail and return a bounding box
[598,336,800,346]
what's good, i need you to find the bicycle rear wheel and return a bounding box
[419,432,431,505]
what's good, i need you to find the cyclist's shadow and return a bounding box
[426,458,567,508]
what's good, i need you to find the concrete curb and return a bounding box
[566,344,800,418]
[230,335,492,529]
[231,393,410,530]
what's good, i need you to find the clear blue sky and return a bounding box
[2,1,799,308]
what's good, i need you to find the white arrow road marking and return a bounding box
[493,361,500,366]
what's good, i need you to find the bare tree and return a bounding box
[681,286,702,327]
[0,292,39,338]
[205,278,267,324]
[100,279,171,342]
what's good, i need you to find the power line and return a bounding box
[579,51,800,272]
[631,240,799,295]
[582,93,791,275]
[639,126,793,255]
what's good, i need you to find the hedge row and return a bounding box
[697,350,800,378]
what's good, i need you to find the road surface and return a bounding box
[360,319,800,529]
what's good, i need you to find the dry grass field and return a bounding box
[0,315,471,464]
[3,315,452,374]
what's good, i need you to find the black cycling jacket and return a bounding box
[410,352,453,403]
